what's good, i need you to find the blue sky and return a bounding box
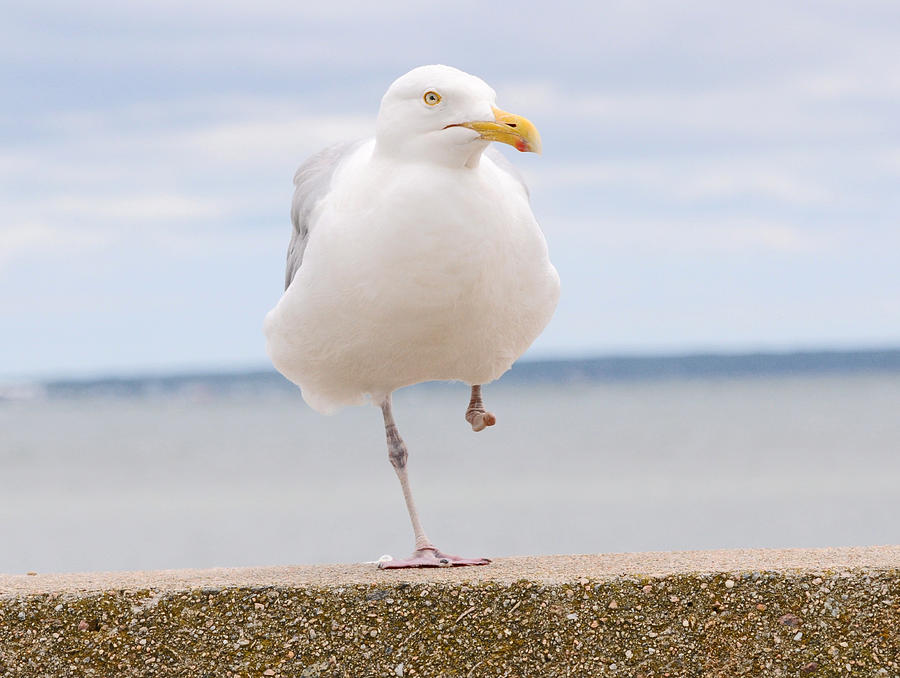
[2,1,899,379]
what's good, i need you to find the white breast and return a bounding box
[264,145,560,413]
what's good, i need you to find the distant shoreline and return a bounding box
[508,347,900,383]
[2,347,898,401]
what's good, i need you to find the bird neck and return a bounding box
[372,137,489,170]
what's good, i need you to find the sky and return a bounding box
[2,0,899,379]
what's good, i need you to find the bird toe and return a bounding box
[470,411,496,432]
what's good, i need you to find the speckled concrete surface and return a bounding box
[1,547,898,677]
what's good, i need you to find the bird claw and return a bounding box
[468,411,496,432]
[377,547,491,569]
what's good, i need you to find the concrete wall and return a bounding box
[1,546,898,677]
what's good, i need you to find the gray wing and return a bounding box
[284,140,363,290]
[484,146,530,199]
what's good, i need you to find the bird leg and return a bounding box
[377,394,491,569]
[465,385,496,432]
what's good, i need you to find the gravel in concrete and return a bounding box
[1,546,898,677]
[3,546,899,595]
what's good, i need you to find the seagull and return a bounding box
[264,65,559,568]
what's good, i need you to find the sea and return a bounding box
[1,350,898,575]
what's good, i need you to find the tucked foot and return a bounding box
[467,410,496,432]
[378,547,491,569]
[465,385,496,432]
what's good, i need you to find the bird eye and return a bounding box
[423,91,441,106]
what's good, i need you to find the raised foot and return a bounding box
[467,411,497,432]
[377,547,491,569]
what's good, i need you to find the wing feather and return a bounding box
[284,141,362,290]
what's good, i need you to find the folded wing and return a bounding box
[285,141,363,290]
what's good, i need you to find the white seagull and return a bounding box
[264,65,559,568]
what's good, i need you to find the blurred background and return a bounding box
[1,1,898,573]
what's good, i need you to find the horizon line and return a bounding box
[5,344,899,388]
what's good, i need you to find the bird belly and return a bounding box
[264,163,559,413]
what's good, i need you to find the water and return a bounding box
[1,373,899,574]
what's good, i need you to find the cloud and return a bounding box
[550,215,832,256]
[880,148,900,175]
[181,114,372,166]
[2,0,899,376]
[18,98,372,169]
[526,160,833,207]
[52,194,224,221]
[0,101,372,268]
[0,222,106,267]
[505,76,888,141]
[0,196,216,269]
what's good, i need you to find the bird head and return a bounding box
[375,65,541,166]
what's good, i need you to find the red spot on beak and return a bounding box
[515,139,528,152]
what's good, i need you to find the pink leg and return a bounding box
[465,385,496,432]
[378,394,490,569]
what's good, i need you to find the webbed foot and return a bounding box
[378,547,491,569]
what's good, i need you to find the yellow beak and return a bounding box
[448,106,542,154]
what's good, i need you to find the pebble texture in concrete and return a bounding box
[1,546,898,677]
